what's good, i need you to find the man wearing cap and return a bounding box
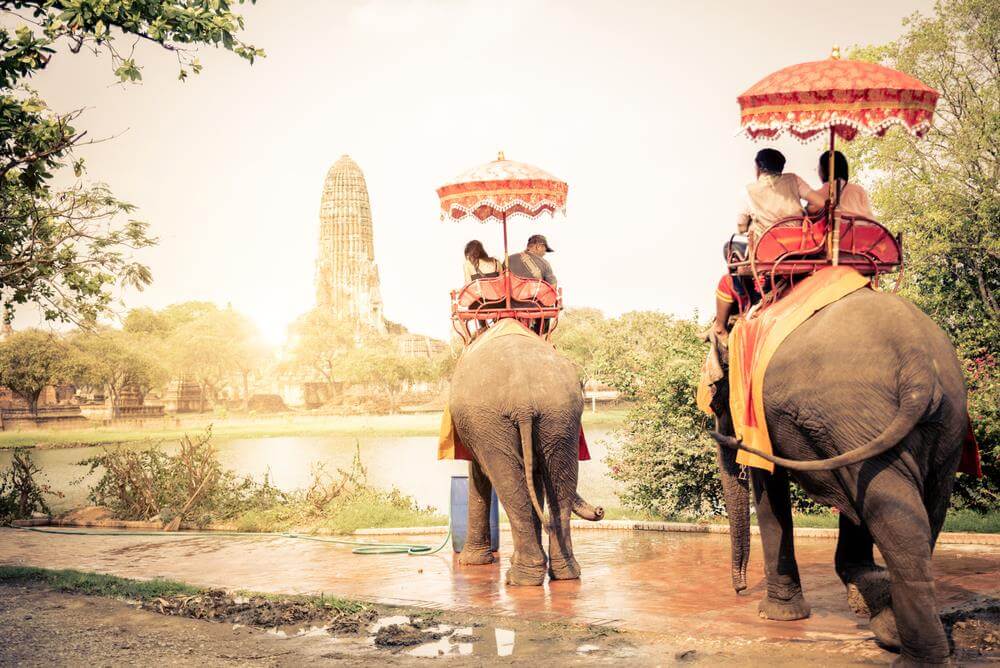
[507,234,557,286]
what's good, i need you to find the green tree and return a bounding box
[1,1,263,324]
[551,307,607,385]
[166,305,268,410]
[283,309,357,399]
[0,329,68,412]
[598,312,724,517]
[67,329,168,414]
[848,0,999,509]
[343,340,434,414]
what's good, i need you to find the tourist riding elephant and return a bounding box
[706,288,969,666]
[449,324,604,585]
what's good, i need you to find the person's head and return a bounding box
[526,234,554,256]
[754,148,786,177]
[464,240,490,263]
[818,150,850,184]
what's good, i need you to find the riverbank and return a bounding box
[0,409,630,449]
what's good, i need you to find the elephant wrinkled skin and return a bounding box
[708,289,968,666]
[449,325,603,585]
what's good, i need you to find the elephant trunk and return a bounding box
[717,438,751,593]
[518,417,549,532]
[571,493,604,521]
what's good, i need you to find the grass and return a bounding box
[0,565,200,600]
[0,408,629,449]
[0,565,369,614]
[595,507,1000,533]
[232,490,447,534]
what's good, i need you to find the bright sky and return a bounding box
[9,0,933,344]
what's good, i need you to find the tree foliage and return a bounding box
[551,307,607,385]
[848,0,998,509]
[596,312,725,517]
[0,328,68,411]
[1,0,263,323]
[66,328,168,411]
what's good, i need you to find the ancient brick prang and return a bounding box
[315,155,386,332]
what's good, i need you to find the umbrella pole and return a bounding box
[829,128,840,265]
[502,210,511,309]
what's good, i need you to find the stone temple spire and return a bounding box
[315,155,386,332]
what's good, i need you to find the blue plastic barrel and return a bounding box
[450,475,500,554]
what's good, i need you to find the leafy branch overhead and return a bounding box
[1,0,264,324]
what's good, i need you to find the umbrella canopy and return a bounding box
[437,153,568,223]
[738,53,939,142]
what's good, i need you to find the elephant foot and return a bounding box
[843,565,892,617]
[505,563,546,586]
[758,592,811,621]
[548,557,581,581]
[870,606,901,651]
[458,547,495,566]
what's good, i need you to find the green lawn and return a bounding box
[598,507,1000,533]
[0,408,629,449]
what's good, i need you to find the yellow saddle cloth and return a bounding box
[726,267,870,472]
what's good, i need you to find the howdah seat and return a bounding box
[452,271,562,343]
[728,214,902,284]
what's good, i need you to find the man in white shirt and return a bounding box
[738,148,826,241]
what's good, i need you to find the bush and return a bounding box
[953,355,1000,512]
[78,429,443,532]
[79,427,287,525]
[0,448,63,522]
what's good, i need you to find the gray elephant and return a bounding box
[449,326,604,585]
[707,288,970,666]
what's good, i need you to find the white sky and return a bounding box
[8,0,933,344]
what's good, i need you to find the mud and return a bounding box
[6,582,1000,665]
[374,623,443,647]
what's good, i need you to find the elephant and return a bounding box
[449,324,604,586]
[706,288,969,666]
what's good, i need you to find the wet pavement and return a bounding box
[2,527,998,644]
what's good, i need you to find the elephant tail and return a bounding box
[710,377,933,472]
[518,417,550,532]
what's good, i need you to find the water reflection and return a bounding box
[0,428,620,514]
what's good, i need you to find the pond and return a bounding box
[1,428,622,515]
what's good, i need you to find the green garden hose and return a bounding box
[14,525,452,556]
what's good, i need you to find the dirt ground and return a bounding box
[4,583,997,667]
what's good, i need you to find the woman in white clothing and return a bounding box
[463,240,502,283]
[807,150,875,219]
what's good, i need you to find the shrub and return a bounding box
[0,448,63,522]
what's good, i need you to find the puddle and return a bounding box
[495,627,515,656]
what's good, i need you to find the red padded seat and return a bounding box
[744,214,901,277]
[456,276,506,308]
[510,275,558,307]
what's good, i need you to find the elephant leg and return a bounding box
[545,461,580,581]
[459,459,495,566]
[836,513,898,649]
[752,467,811,621]
[472,427,546,586]
[863,476,950,665]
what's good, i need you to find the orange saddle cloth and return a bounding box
[726,266,981,477]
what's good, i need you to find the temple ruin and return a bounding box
[315,155,386,333]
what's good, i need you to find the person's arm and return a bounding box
[714,276,735,336]
[463,260,474,283]
[541,258,557,287]
[798,176,827,214]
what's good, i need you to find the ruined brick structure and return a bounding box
[315,155,386,333]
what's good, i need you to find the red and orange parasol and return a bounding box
[737,47,938,262]
[437,153,568,307]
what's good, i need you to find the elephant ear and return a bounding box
[703,328,728,384]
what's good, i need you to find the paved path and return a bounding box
[2,527,998,643]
